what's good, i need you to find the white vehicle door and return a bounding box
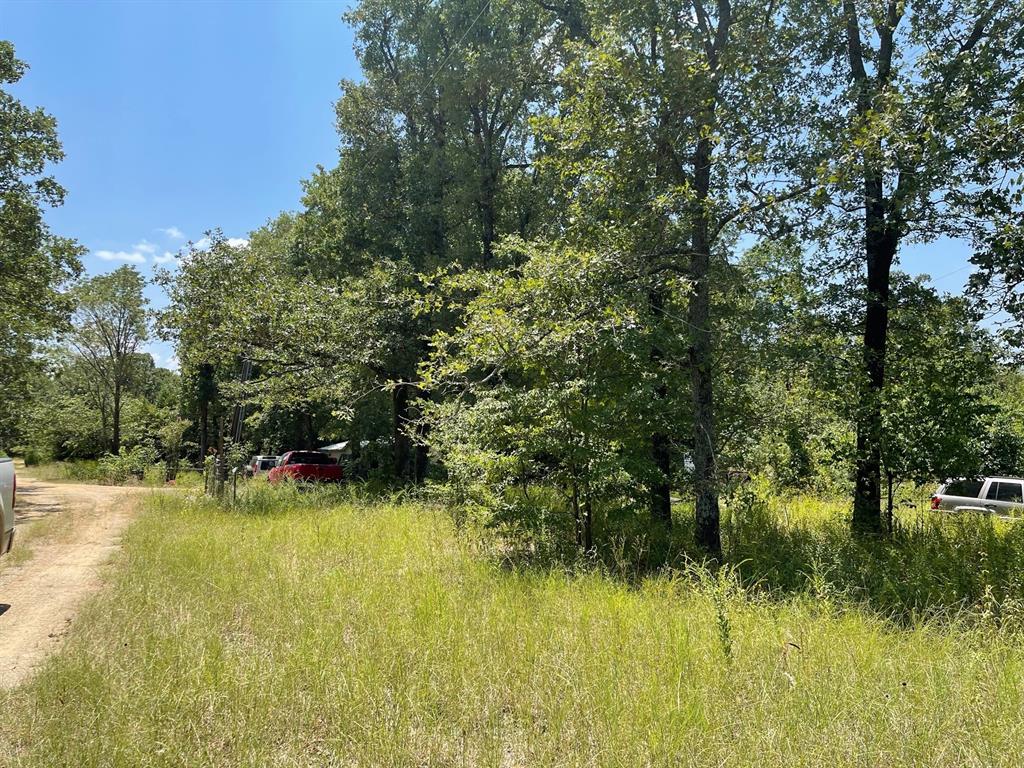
[984,480,1024,515]
[0,459,14,554]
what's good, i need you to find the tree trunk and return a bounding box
[690,136,722,558]
[111,380,121,454]
[852,189,896,535]
[570,480,582,548]
[214,416,227,497]
[479,164,498,266]
[414,419,430,484]
[885,470,895,533]
[650,429,672,525]
[98,394,110,453]
[843,0,901,536]
[648,288,673,527]
[392,384,412,481]
[305,412,317,450]
[583,497,594,554]
[199,398,209,463]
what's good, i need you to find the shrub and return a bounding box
[17,446,52,466]
[98,445,160,484]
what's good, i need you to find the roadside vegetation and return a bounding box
[3,489,1024,767]
[24,456,203,489]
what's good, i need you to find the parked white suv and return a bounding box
[248,455,279,476]
[931,476,1024,515]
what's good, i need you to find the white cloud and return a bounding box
[142,344,180,371]
[95,249,146,264]
[189,235,247,251]
[133,239,158,255]
[159,226,185,240]
[153,251,178,265]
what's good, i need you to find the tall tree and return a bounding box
[538,0,827,554]
[0,41,82,445]
[824,0,1024,533]
[291,0,559,479]
[68,266,149,453]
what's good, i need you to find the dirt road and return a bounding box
[0,475,150,687]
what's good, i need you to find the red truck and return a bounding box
[267,451,344,484]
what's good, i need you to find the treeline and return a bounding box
[7,260,190,480]
[18,266,190,471]
[157,0,1024,557]
[4,3,1024,558]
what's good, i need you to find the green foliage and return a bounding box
[18,348,183,465]
[984,370,1024,476]
[157,228,367,456]
[971,215,1024,354]
[881,282,997,489]
[97,444,159,485]
[17,445,50,467]
[425,237,679,549]
[116,3,1024,559]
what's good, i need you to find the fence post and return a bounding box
[214,456,223,498]
[204,455,216,496]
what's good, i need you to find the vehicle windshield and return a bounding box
[287,452,335,465]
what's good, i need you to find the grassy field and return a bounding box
[2,488,1023,766]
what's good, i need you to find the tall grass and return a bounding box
[24,460,205,488]
[23,459,105,483]
[2,490,1024,766]
[722,488,1024,624]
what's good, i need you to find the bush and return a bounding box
[16,446,52,466]
[98,445,160,484]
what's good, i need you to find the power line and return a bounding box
[931,264,972,282]
[426,0,492,89]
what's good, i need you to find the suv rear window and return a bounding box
[987,481,1024,504]
[944,479,984,498]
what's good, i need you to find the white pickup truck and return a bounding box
[0,458,14,555]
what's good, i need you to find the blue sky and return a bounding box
[3,0,358,368]
[3,1,976,369]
